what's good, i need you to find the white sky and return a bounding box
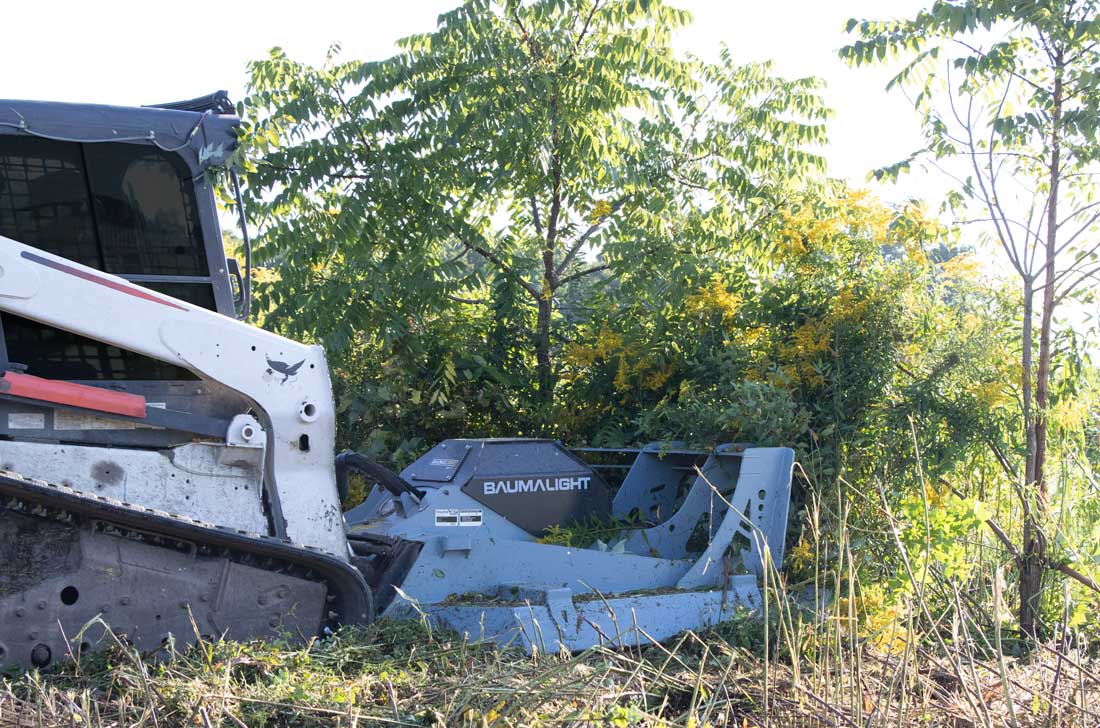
[1,0,941,207]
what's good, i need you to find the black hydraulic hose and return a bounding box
[335,451,424,502]
[230,170,252,321]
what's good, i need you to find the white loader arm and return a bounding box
[0,236,348,557]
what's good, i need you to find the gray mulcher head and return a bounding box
[346,439,794,653]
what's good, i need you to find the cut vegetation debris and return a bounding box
[2,618,1099,727]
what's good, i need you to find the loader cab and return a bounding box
[0,93,250,445]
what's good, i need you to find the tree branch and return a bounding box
[985,438,1020,482]
[941,482,1095,599]
[1053,209,1100,259]
[945,482,1021,562]
[951,38,1046,94]
[557,263,609,286]
[257,161,370,181]
[564,0,601,66]
[544,93,563,290]
[329,79,378,167]
[442,247,473,266]
[510,6,541,60]
[530,195,544,239]
[1051,561,1100,596]
[1054,262,1100,305]
[554,195,629,276]
[452,226,539,299]
[446,293,489,305]
[958,78,1028,278]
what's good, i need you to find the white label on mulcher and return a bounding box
[435,509,483,527]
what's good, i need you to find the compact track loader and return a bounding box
[0,93,793,669]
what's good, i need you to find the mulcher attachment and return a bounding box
[346,439,793,654]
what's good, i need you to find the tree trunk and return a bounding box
[535,294,554,416]
[1019,54,1062,639]
[536,90,563,424]
[1019,276,1041,637]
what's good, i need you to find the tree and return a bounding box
[842,0,1100,637]
[241,0,828,425]
[565,186,995,472]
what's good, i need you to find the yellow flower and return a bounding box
[969,381,1010,409]
[786,320,830,357]
[563,323,624,369]
[833,584,914,654]
[563,342,598,368]
[684,275,743,324]
[942,253,981,279]
[828,286,870,323]
[642,365,674,391]
[788,538,814,571]
[589,199,613,223]
[738,326,767,348]
[1053,396,1090,430]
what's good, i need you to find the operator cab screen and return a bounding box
[0,135,216,380]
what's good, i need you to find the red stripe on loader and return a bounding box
[0,372,147,418]
[20,250,189,312]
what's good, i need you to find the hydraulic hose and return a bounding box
[335,451,424,503]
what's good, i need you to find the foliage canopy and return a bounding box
[242,0,829,422]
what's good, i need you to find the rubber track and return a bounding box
[0,469,374,630]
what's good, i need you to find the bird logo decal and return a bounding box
[265,356,305,384]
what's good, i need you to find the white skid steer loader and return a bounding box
[0,93,793,669]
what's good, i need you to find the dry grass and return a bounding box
[1,615,1098,728]
[4,459,1097,727]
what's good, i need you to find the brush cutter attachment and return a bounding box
[345,439,794,653]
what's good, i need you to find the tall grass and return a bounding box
[3,613,1096,727]
[3,462,1099,727]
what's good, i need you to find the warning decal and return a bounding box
[435,508,483,527]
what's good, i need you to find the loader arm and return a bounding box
[0,235,348,557]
